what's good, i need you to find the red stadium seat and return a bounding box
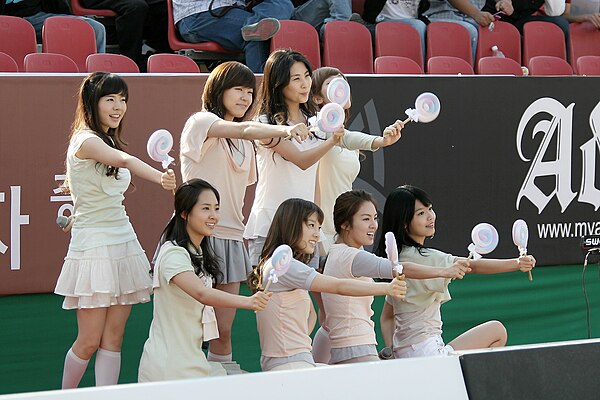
[375,21,423,70]
[427,56,474,75]
[42,16,96,71]
[476,21,521,72]
[569,22,600,74]
[69,0,117,17]
[147,53,200,73]
[427,21,472,67]
[0,15,37,71]
[528,55,573,76]
[576,55,600,76]
[0,52,19,72]
[166,0,241,61]
[522,21,566,68]
[374,56,423,74]
[86,53,140,73]
[323,21,373,73]
[24,53,79,73]
[271,20,321,69]
[477,56,524,75]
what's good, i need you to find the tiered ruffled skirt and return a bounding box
[55,239,153,309]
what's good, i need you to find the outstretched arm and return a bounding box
[310,274,407,298]
[458,255,536,274]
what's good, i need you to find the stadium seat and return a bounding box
[476,21,521,72]
[576,55,600,76]
[271,20,321,69]
[0,52,19,72]
[374,56,423,74]
[477,56,523,75]
[323,21,373,73]
[522,21,566,68]
[0,15,38,71]
[528,55,573,76]
[147,53,200,73]
[69,0,117,17]
[427,56,474,74]
[569,22,600,74]
[426,21,472,67]
[42,16,96,72]
[375,21,424,70]
[24,53,79,72]
[166,0,241,61]
[86,53,140,73]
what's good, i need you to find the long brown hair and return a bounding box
[247,198,324,292]
[71,72,129,178]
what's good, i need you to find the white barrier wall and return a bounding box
[0,356,468,400]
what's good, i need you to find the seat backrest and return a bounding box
[427,55,474,75]
[528,55,573,76]
[271,20,321,69]
[147,53,200,73]
[569,22,600,74]
[42,16,96,71]
[375,21,423,70]
[323,21,373,73]
[0,16,38,71]
[24,53,79,73]
[69,0,117,17]
[374,56,423,74]
[522,21,566,68]
[576,55,600,76]
[477,56,523,75]
[426,21,472,66]
[86,53,140,73]
[0,52,19,72]
[476,21,521,71]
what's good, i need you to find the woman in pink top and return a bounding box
[179,61,308,365]
[247,197,407,371]
[320,189,470,364]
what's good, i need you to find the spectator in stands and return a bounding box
[1,0,106,52]
[361,0,431,60]
[562,0,600,27]
[80,0,170,70]
[173,0,294,73]
[290,0,354,36]
[482,0,569,45]
[425,0,514,63]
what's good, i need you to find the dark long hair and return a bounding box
[247,198,324,292]
[258,49,318,126]
[71,72,129,178]
[159,178,223,283]
[374,185,433,257]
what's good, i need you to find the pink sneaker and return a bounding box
[241,18,280,41]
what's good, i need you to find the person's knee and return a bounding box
[119,0,149,17]
[489,320,507,346]
[74,336,102,359]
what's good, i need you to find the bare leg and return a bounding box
[95,305,132,386]
[448,320,507,351]
[209,282,240,359]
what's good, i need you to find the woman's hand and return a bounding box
[160,169,176,191]
[517,254,536,273]
[388,276,407,299]
[443,259,471,279]
[285,123,310,143]
[332,126,345,144]
[250,291,272,311]
[381,120,404,147]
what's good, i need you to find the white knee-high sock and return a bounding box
[207,351,232,363]
[94,348,121,386]
[62,348,89,389]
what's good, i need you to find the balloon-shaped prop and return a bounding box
[309,102,345,133]
[403,92,441,125]
[262,244,293,293]
[512,219,533,281]
[147,129,175,170]
[384,232,404,277]
[467,223,499,260]
[326,77,351,107]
